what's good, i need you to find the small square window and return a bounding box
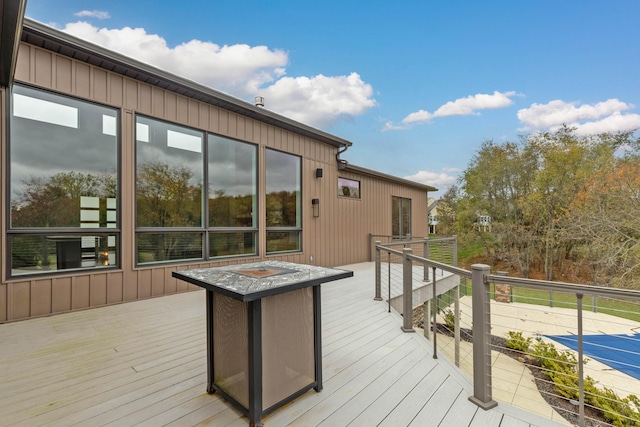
[338,178,361,199]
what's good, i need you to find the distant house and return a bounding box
[428,198,439,234]
[0,2,436,322]
[477,215,492,232]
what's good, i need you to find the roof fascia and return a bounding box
[20,18,353,149]
[343,163,438,192]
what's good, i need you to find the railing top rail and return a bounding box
[370,234,427,240]
[369,234,456,245]
[406,253,471,279]
[487,273,640,301]
[375,244,404,257]
[377,240,423,248]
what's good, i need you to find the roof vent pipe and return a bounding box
[255,96,264,108]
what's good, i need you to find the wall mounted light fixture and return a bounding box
[316,168,323,178]
[312,198,320,217]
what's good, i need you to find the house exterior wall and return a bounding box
[0,42,428,322]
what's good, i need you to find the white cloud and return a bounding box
[401,91,517,125]
[258,73,376,128]
[517,98,634,131]
[59,22,376,128]
[403,169,457,189]
[572,112,640,135]
[381,120,408,132]
[74,10,110,20]
[402,109,433,124]
[432,91,516,118]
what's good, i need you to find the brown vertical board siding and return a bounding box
[164,91,177,121]
[228,112,237,138]
[199,103,210,131]
[152,86,164,117]
[219,109,229,135]
[15,44,29,82]
[72,276,90,310]
[31,279,52,317]
[109,73,123,106]
[34,48,52,88]
[151,269,166,296]
[0,284,6,321]
[52,277,72,313]
[93,68,108,103]
[124,79,138,111]
[138,83,152,115]
[89,274,108,307]
[75,62,91,98]
[137,269,152,298]
[165,271,178,294]
[124,276,138,301]
[3,41,432,322]
[187,99,199,128]
[106,272,124,304]
[177,276,190,292]
[11,282,31,319]
[55,56,72,93]
[209,107,219,133]
[176,95,188,124]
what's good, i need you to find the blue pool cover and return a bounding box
[547,334,640,381]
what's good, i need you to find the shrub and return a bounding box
[504,331,532,353]
[443,308,457,331]
[525,336,640,426]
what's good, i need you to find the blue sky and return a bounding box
[25,0,640,193]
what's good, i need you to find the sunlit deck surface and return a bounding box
[0,263,563,427]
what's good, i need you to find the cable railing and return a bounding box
[374,238,640,427]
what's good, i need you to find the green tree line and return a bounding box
[438,125,640,288]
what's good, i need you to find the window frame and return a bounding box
[207,133,259,259]
[338,177,361,199]
[134,117,262,265]
[134,114,206,265]
[7,84,122,278]
[265,148,302,255]
[392,196,412,239]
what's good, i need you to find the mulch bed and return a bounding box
[412,307,612,426]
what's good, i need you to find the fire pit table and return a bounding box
[172,261,353,427]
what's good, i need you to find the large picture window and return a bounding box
[392,196,412,238]
[266,149,301,253]
[208,135,257,257]
[9,85,119,276]
[136,116,204,263]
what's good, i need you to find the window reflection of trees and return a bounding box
[10,171,117,273]
[209,190,254,228]
[266,191,299,227]
[136,161,202,228]
[135,161,203,263]
[12,171,116,228]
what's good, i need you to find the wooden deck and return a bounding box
[0,263,563,427]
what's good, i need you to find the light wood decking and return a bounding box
[0,263,563,427]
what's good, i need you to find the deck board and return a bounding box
[0,262,563,427]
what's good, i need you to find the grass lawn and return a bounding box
[456,279,640,323]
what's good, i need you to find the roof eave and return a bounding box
[20,18,353,149]
[343,163,438,192]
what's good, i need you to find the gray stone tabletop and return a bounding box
[172,261,353,301]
